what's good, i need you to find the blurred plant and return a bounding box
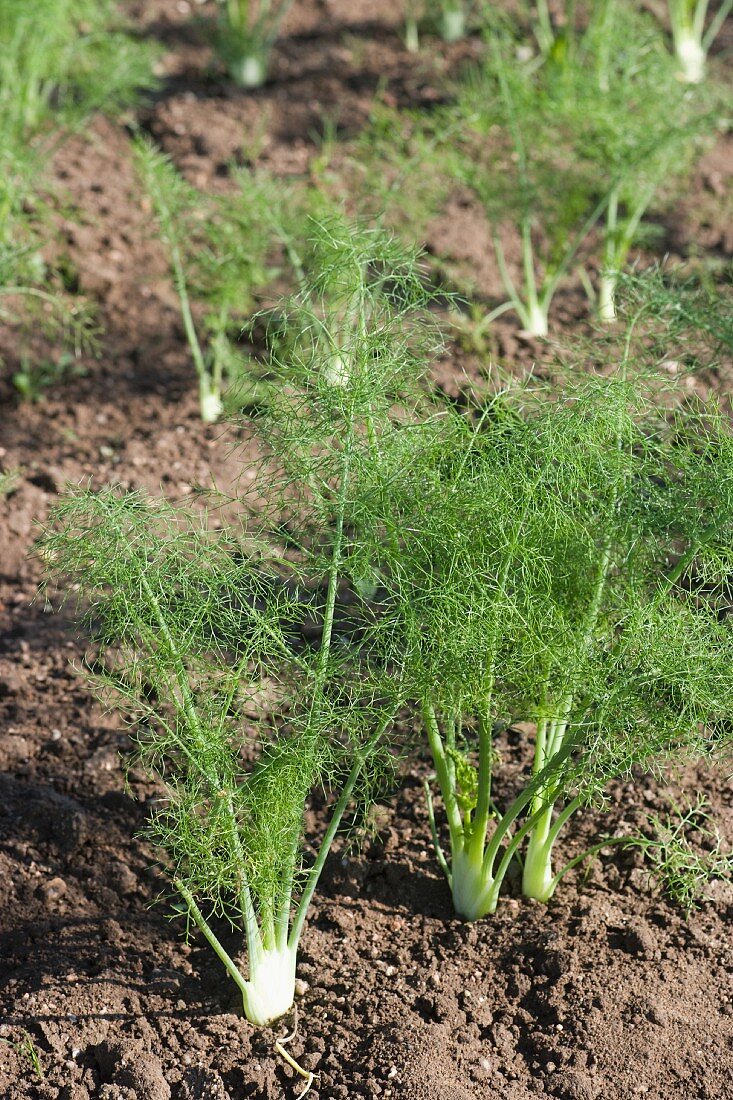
[135,139,312,421]
[445,2,712,335]
[613,264,733,368]
[213,0,294,87]
[330,103,454,243]
[451,33,606,336]
[0,468,23,496]
[0,0,155,390]
[0,0,155,151]
[12,351,88,402]
[666,0,732,82]
[550,0,713,322]
[429,0,474,41]
[404,0,425,51]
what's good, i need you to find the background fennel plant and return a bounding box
[214,0,295,86]
[665,0,732,82]
[424,0,474,42]
[549,0,713,322]
[357,370,733,918]
[0,0,154,388]
[40,218,441,1025]
[449,30,606,336]
[136,139,311,421]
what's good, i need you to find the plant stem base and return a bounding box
[242,946,297,1027]
[522,835,555,902]
[229,55,267,88]
[441,9,466,42]
[523,302,549,338]
[675,35,705,83]
[451,847,498,920]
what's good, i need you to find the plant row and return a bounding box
[6,0,732,1049]
[41,217,733,1030]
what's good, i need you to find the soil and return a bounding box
[1,2,733,1099]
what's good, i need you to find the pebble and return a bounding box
[38,876,68,903]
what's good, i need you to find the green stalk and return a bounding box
[468,710,495,856]
[439,3,466,42]
[134,566,265,967]
[549,830,627,893]
[275,375,358,939]
[599,185,620,323]
[288,717,391,949]
[424,778,453,883]
[701,0,733,50]
[405,15,420,53]
[422,701,465,845]
[600,179,657,324]
[151,187,219,422]
[535,0,555,54]
[522,375,628,900]
[520,220,548,337]
[175,878,251,999]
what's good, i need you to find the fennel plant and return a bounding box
[404,0,425,52]
[0,0,155,151]
[666,0,732,82]
[551,0,712,322]
[0,0,154,384]
[361,372,733,917]
[41,218,440,1023]
[429,0,472,41]
[214,0,294,87]
[42,488,393,1027]
[135,140,309,421]
[451,32,606,337]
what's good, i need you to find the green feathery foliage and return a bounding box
[448,23,605,336]
[614,265,733,371]
[0,0,155,387]
[331,104,454,242]
[213,0,295,87]
[631,798,732,912]
[0,0,154,149]
[545,0,715,323]
[40,218,443,1025]
[351,363,733,918]
[134,139,313,421]
[444,1,712,336]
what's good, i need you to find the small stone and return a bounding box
[0,670,23,696]
[623,919,657,957]
[38,876,68,903]
[294,978,309,997]
[115,1052,170,1099]
[178,1067,229,1100]
[550,1070,597,1100]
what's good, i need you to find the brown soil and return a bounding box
[1,3,733,1099]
